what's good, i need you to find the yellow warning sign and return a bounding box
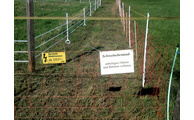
[42,52,66,64]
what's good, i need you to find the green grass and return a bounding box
[122,0,180,119]
[14,1,89,40]
[14,0,90,61]
[14,0,180,119]
[122,0,180,45]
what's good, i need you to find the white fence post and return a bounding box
[83,8,86,26]
[100,0,101,6]
[134,20,137,60]
[142,13,150,88]
[80,0,81,3]
[97,0,99,8]
[126,12,127,38]
[118,0,121,17]
[122,3,125,31]
[120,3,122,22]
[95,0,96,11]
[118,3,121,17]
[90,2,92,16]
[129,6,131,48]
[65,13,70,44]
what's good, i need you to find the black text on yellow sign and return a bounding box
[42,52,66,64]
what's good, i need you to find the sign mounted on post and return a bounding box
[42,52,66,64]
[99,49,134,75]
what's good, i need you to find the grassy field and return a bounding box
[14,0,90,61]
[122,0,180,45]
[122,0,180,69]
[121,0,180,119]
[14,0,180,119]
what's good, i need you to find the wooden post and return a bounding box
[26,0,35,72]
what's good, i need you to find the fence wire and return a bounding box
[15,1,97,62]
[14,45,174,119]
[14,0,178,119]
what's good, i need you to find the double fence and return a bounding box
[14,0,179,119]
[14,0,101,62]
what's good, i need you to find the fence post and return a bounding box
[134,20,137,60]
[65,13,70,44]
[26,0,35,72]
[100,0,101,6]
[90,2,92,16]
[167,45,179,120]
[83,8,86,26]
[122,3,125,31]
[97,0,99,8]
[142,13,150,88]
[95,0,96,11]
[120,3,122,22]
[80,0,81,3]
[126,12,127,38]
[118,3,121,17]
[129,6,131,48]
